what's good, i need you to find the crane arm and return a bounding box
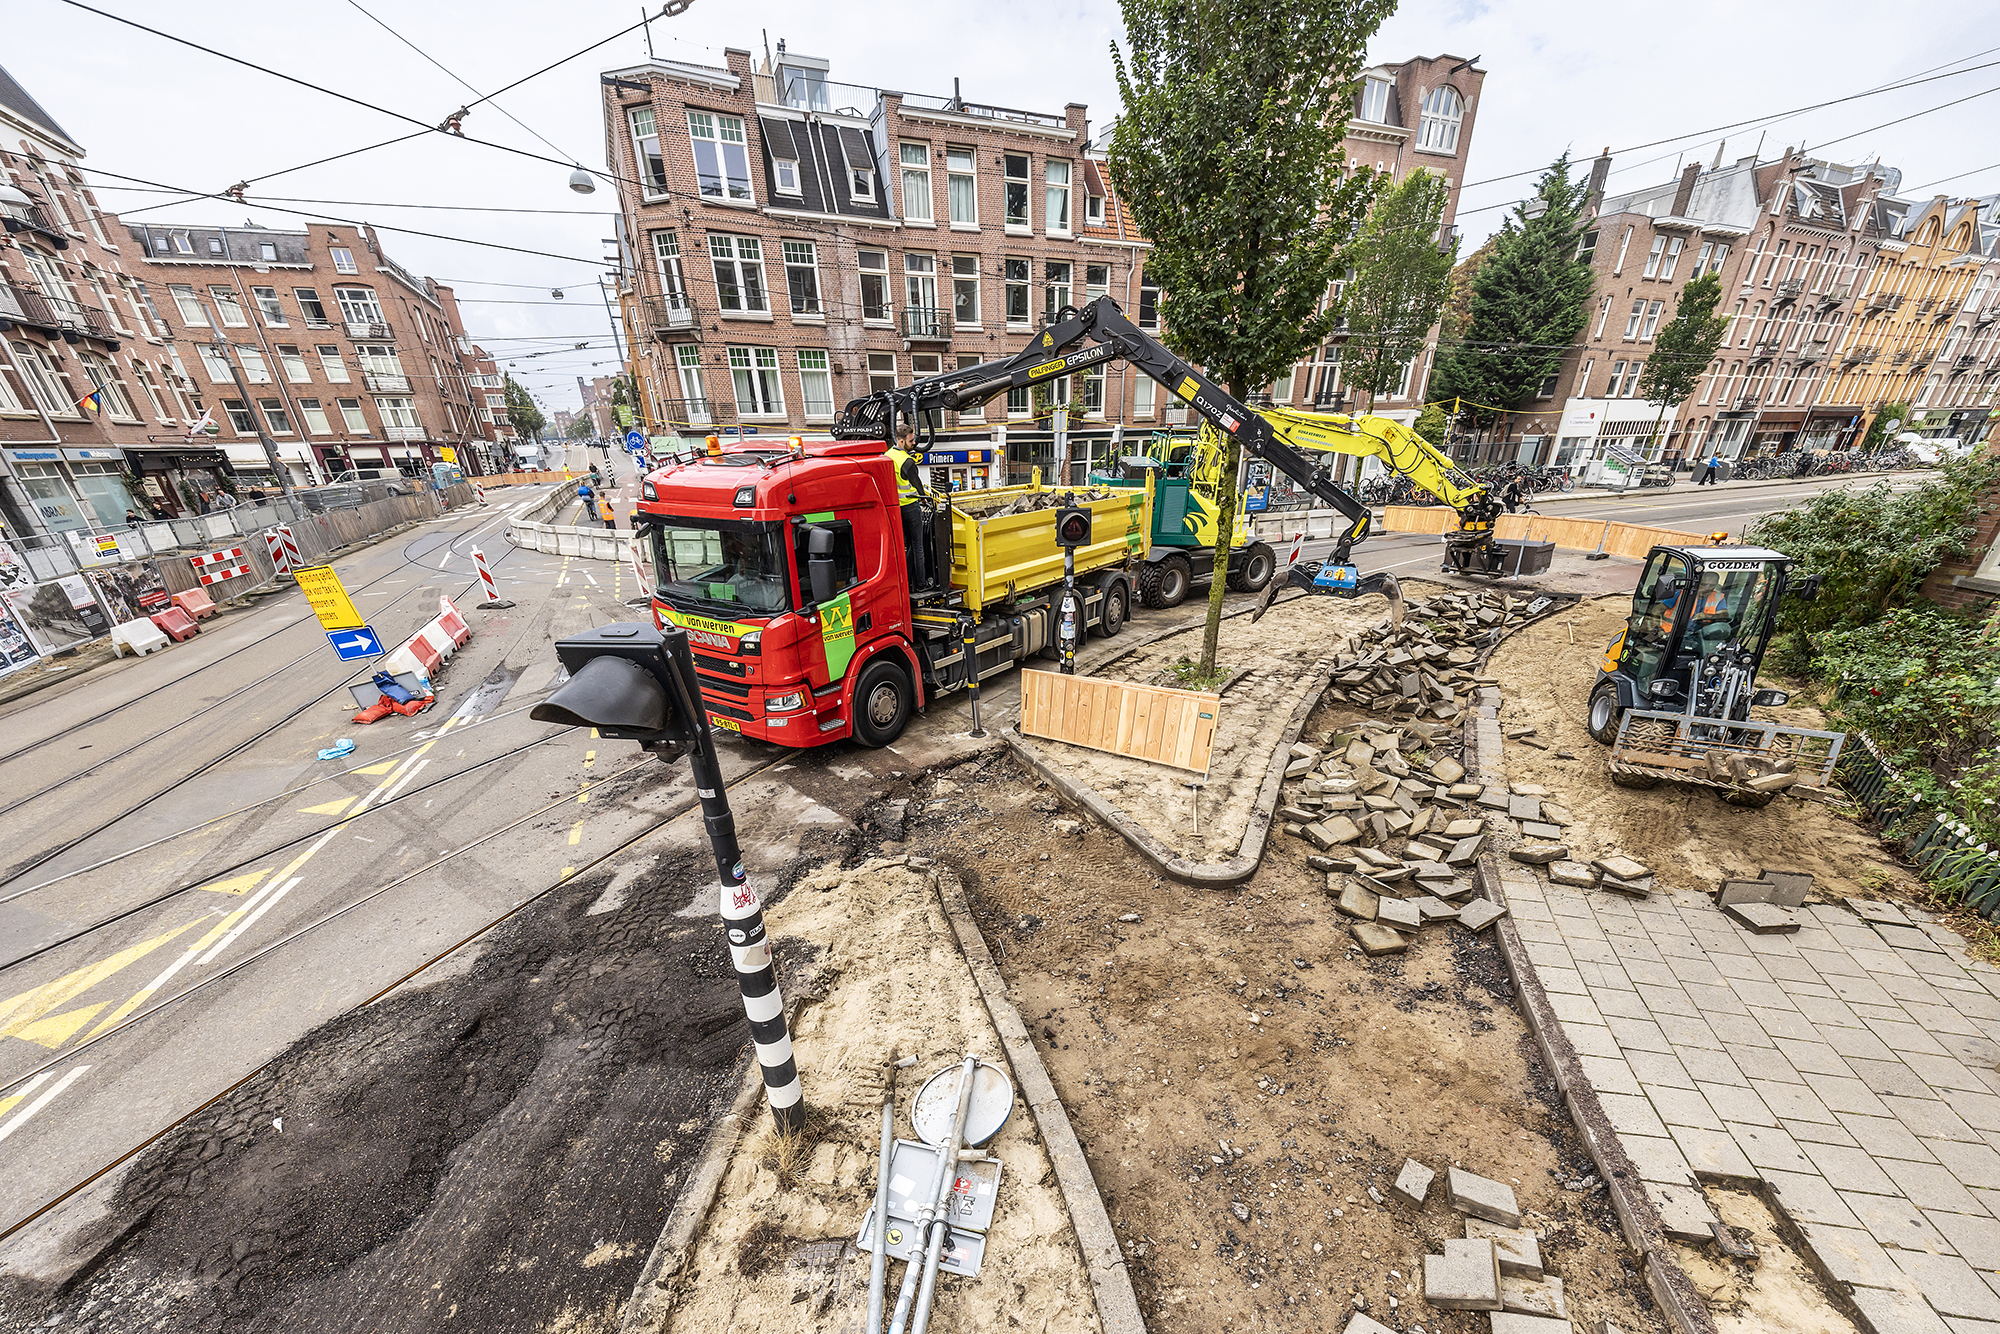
[1257,407,1490,512]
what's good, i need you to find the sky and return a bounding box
[10,1,1999,420]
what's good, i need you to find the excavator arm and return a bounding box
[1259,407,1490,512]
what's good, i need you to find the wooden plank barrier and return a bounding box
[1494,513,1611,550]
[1602,521,1712,560]
[1381,505,1461,535]
[1020,669,1219,774]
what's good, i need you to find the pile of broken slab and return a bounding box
[1320,591,1551,724]
[1713,868,1813,934]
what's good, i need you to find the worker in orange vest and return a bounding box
[596,494,617,530]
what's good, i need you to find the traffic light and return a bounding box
[1055,507,1092,548]
[533,622,699,760]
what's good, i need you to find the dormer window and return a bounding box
[1417,85,1463,154]
[851,168,875,202]
[773,158,801,196]
[1086,193,1105,225]
[1359,77,1392,124]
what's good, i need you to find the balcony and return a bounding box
[345,319,393,340]
[1822,285,1852,305]
[901,307,952,341]
[1799,339,1829,363]
[1774,278,1805,303]
[1891,349,1912,365]
[1749,339,1782,361]
[0,199,70,250]
[363,371,411,393]
[1955,354,1979,370]
[1731,395,1761,411]
[659,397,736,427]
[1843,343,1878,365]
[0,282,120,347]
[1977,306,1999,325]
[384,425,426,441]
[1884,292,1905,312]
[641,292,698,337]
[1918,298,1938,316]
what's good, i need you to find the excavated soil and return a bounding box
[1486,596,1910,896]
[665,859,1098,1333]
[903,749,1668,1334]
[1671,1188,1862,1334]
[1027,587,1433,866]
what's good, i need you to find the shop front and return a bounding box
[1800,408,1864,452]
[124,445,233,518]
[3,446,145,533]
[1748,410,1806,456]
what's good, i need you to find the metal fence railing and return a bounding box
[1837,731,2000,920]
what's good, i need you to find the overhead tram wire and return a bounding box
[94,187,615,216]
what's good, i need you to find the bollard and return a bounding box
[474,483,487,505]
[470,546,514,609]
[963,617,986,739]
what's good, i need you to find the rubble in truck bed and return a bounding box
[950,488,1122,516]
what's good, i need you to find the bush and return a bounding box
[1749,448,2000,670]
[1813,605,2000,840]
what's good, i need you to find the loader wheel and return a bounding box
[1586,680,1624,746]
[1140,555,1192,608]
[1609,769,1661,790]
[1721,789,1776,809]
[1229,542,1276,594]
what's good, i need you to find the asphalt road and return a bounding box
[0,466,1921,1327]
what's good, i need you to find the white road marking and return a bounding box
[379,757,430,805]
[0,1067,89,1143]
[196,877,303,966]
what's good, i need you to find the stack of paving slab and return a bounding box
[1320,590,1534,722]
[1713,867,1813,934]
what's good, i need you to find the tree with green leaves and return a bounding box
[1635,271,1730,460]
[1343,170,1456,412]
[1414,399,1448,446]
[1108,0,1390,673]
[503,375,545,441]
[1429,157,1595,428]
[1860,402,1911,453]
[566,414,594,440]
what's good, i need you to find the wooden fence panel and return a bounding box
[1495,513,1611,550]
[1020,669,1219,773]
[1382,505,1460,534]
[1602,522,1711,560]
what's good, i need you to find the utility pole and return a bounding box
[213,337,298,508]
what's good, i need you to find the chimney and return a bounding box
[1670,163,1699,219]
[1586,148,1611,211]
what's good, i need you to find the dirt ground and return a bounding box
[1026,587,1423,866]
[1671,1189,1862,1334]
[904,745,1670,1334]
[665,858,1100,1333]
[1486,596,1914,897]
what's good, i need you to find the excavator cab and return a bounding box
[1586,545,1842,805]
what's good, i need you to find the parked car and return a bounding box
[327,467,416,494]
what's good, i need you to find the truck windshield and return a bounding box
[649,519,791,614]
[1680,561,1783,661]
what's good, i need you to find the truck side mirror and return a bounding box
[806,525,836,606]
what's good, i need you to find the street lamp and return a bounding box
[568,168,597,195]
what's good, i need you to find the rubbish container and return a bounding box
[1492,538,1554,577]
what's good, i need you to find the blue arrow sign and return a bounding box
[625,429,645,450]
[327,624,385,661]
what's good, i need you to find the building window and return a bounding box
[331,247,357,274]
[1008,383,1030,417]
[1085,263,1110,303]
[1642,236,1668,279]
[334,286,384,324]
[1359,77,1392,124]
[1138,281,1159,330]
[198,345,234,384]
[207,237,224,256]
[1624,361,1644,396]
[250,286,287,325]
[294,287,330,325]
[1692,242,1713,276]
[259,397,294,434]
[782,240,821,316]
[900,143,933,222]
[317,346,350,382]
[238,348,272,383]
[298,397,332,434]
[258,241,278,262]
[1085,192,1104,225]
[377,396,420,432]
[1004,153,1030,228]
[628,107,667,196]
[674,344,707,409]
[221,398,257,433]
[707,235,768,313]
[772,158,801,196]
[798,349,833,417]
[859,249,890,321]
[168,284,209,326]
[850,167,875,202]
[128,360,167,420]
[171,230,193,254]
[337,397,368,431]
[1707,244,1728,277]
[1640,300,1665,340]
[276,345,311,382]
[1134,376,1155,418]
[953,255,980,327]
[947,147,976,226]
[688,111,752,201]
[652,230,689,303]
[78,352,137,419]
[1416,84,1463,154]
[1575,231,1598,265]
[729,346,784,415]
[1044,262,1072,323]
[868,352,898,396]
[1005,258,1031,325]
[1079,365,1105,416]
[1624,299,1646,339]
[1044,160,1071,233]
[1606,361,1628,397]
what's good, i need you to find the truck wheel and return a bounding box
[1586,679,1624,745]
[1091,582,1128,638]
[1141,555,1192,608]
[851,658,912,748]
[1228,542,1276,594]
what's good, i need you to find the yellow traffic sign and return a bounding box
[294,564,365,630]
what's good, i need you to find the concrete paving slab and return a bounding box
[1723,901,1802,934]
[1340,1314,1399,1334]
[1377,897,1423,930]
[1644,1180,1720,1242]
[1457,899,1508,933]
[1849,1285,1958,1334]
[1466,1218,1544,1278]
[1446,1167,1521,1226]
[1617,1133,1697,1186]
[1798,1220,1919,1293]
[1425,1237,1503,1310]
[1547,860,1596,888]
[1351,922,1411,956]
[1393,1157,1435,1206]
[1499,1273,1566,1319]
[1762,1169,1865,1228]
[1841,1189,1956,1254]
[1487,1314,1577,1334]
[1927,1209,2000,1267]
[1798,1142,1902,1196]
[1729,1122,1817,1173]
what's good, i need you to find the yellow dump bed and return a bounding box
[947,476,1152,613]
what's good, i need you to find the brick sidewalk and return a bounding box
[1505,865,2000,1333]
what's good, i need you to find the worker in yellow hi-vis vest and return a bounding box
[596,494,617,530]
[886,421,934,592]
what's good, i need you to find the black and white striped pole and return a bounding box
[658,631,806,1133]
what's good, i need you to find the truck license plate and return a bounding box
[710,714,741,732]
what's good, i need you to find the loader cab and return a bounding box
[1598,546,1792,715]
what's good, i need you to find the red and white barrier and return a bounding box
[263,525,302,575]
[192,546,251,586]
[474,484,487,505]
[379,595,474,687]
[471,545,513,608]
[627,537,650,599]
[1285,531,1304,569]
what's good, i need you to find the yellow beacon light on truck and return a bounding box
[705,435,722,457]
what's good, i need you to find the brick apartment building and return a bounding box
[127,220,503,491]
[578,373,618,438]
[600,45,1485,487]
[0,66,193,541]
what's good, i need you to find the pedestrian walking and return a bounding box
[1697,452,1722,486]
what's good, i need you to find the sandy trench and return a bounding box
[1026,589,1431,866]
[666,858,1100,1334]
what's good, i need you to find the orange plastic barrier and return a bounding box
[171,588,219,620]
[150,607,200,641]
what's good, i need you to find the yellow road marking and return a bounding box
[0,919,206,1041]
[560,867,574,879]
[584,750,596,765]
[568,822,583,845]
[199,869,272,896]
[298,797,356,816]
[352,760,398,776]
[14,1002,111,1049]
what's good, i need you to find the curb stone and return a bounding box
[935,867,1145,1333]
[1464,618,1719,1334]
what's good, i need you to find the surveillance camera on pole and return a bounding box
[531,623,804,1133]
